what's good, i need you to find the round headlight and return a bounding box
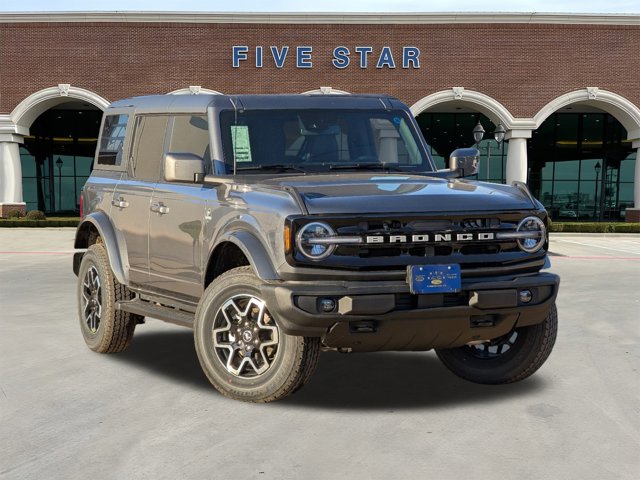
[516,216,546,253]
[296,222,336,260]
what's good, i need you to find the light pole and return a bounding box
[594,161,601,220]
[56,157,63,212]
[472,121,506,181]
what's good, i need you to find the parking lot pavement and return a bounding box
[550,233,640,258]
[0,228,638,480]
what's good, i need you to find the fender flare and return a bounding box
[214,230,280,281]
[74,212,128,284]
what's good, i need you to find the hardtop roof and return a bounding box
[107,93,407,113]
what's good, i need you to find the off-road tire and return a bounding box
[435,304,558,384]
[77,243,137,353]
[194,266,320,402]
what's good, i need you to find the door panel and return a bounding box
[148,183,208,298]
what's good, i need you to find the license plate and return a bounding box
[407,264,461,294]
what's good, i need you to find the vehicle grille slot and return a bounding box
[407,220,452,230]
[460,245,501,255]
[460,218,500,229]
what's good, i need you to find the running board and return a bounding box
[117,299,195,328]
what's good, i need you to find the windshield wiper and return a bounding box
[329,163,408,172]
[235,164,307,173]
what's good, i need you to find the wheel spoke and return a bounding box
[211,294,279,379]
[468,328,520,359]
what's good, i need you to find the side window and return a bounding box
[168,115,210,161]
[97,114,128,166]
[129,115,169,181]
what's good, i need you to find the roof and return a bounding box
[1,12,640,26]
[108,93,408,112]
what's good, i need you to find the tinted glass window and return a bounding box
[168,115,210,170]
[130,115,168,181]
[97,114,128,166]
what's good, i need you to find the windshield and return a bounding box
[219,109,435,174]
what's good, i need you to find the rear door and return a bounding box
[110,115,168,287]
[148,114,210,299]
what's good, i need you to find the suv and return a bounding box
[74,94,559,402]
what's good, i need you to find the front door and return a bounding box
[148,114,211,299]
[109,115,168,287]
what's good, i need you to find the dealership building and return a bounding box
[0,11,639,221]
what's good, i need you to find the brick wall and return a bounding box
[1,21,639,116]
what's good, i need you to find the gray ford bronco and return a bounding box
[73,93,559,402]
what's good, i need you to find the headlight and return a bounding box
[516,216,546,253]
[296,222,336,260]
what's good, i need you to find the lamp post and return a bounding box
[594,161,601,220]
[472,121,506,181]
[56,157,63,212]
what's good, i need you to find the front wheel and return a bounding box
[435,304,558,384]
[194,267,320,402]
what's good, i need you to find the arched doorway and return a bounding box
[530,90,640,222]
[415,108,508,182]
[8,86,109,215]
[529,108,636,221]
[20,102,102,214]
[411,90,515,182]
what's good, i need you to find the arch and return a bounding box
[410,88,517,129]
[533,88,640,140]
[167,86,223,95]
[10,85,110,129]
[301,87,350,95]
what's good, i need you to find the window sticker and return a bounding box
[231,125,252,163]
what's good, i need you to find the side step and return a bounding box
[117,299,195,328]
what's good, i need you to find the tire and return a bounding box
[77,243,137,353]
[194,266,320,403]
[435,304,558,384]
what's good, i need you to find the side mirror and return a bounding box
[164,152,205,183]
[449,148,480,177]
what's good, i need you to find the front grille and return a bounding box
[289,211,547,275]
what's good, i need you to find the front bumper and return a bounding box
[260,272,560,352]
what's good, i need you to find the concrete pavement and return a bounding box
[0,229,638,479]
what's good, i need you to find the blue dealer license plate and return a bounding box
[407,264,461,294]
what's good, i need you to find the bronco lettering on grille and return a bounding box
[365,232,495,244]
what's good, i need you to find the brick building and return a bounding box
[0,12,638,221]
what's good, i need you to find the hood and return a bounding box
[259,173,536,214]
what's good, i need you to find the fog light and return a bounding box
[319,298,336,312]
[519,290,533,303]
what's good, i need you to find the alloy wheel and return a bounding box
[81,265,102,333]
[212,295,279,377]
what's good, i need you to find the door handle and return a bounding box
[111,197,129,209]
[151,202,170,215]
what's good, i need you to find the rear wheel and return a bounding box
[194,267,320,402]
[435,304,558,384]
[77,243,137,353]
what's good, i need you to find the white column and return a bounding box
[505,129,532,185]
[635,146,640,209]
[0,135,26,212]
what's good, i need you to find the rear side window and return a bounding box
[129,115,169,182]
[97,114,129,166]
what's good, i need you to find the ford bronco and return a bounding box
[73,93,559,402]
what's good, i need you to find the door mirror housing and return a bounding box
[449,148,480,178]
[164,152,205,183]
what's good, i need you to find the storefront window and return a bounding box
[20,108,101,215]
[528,112,635,222]
[416,112,507,183]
